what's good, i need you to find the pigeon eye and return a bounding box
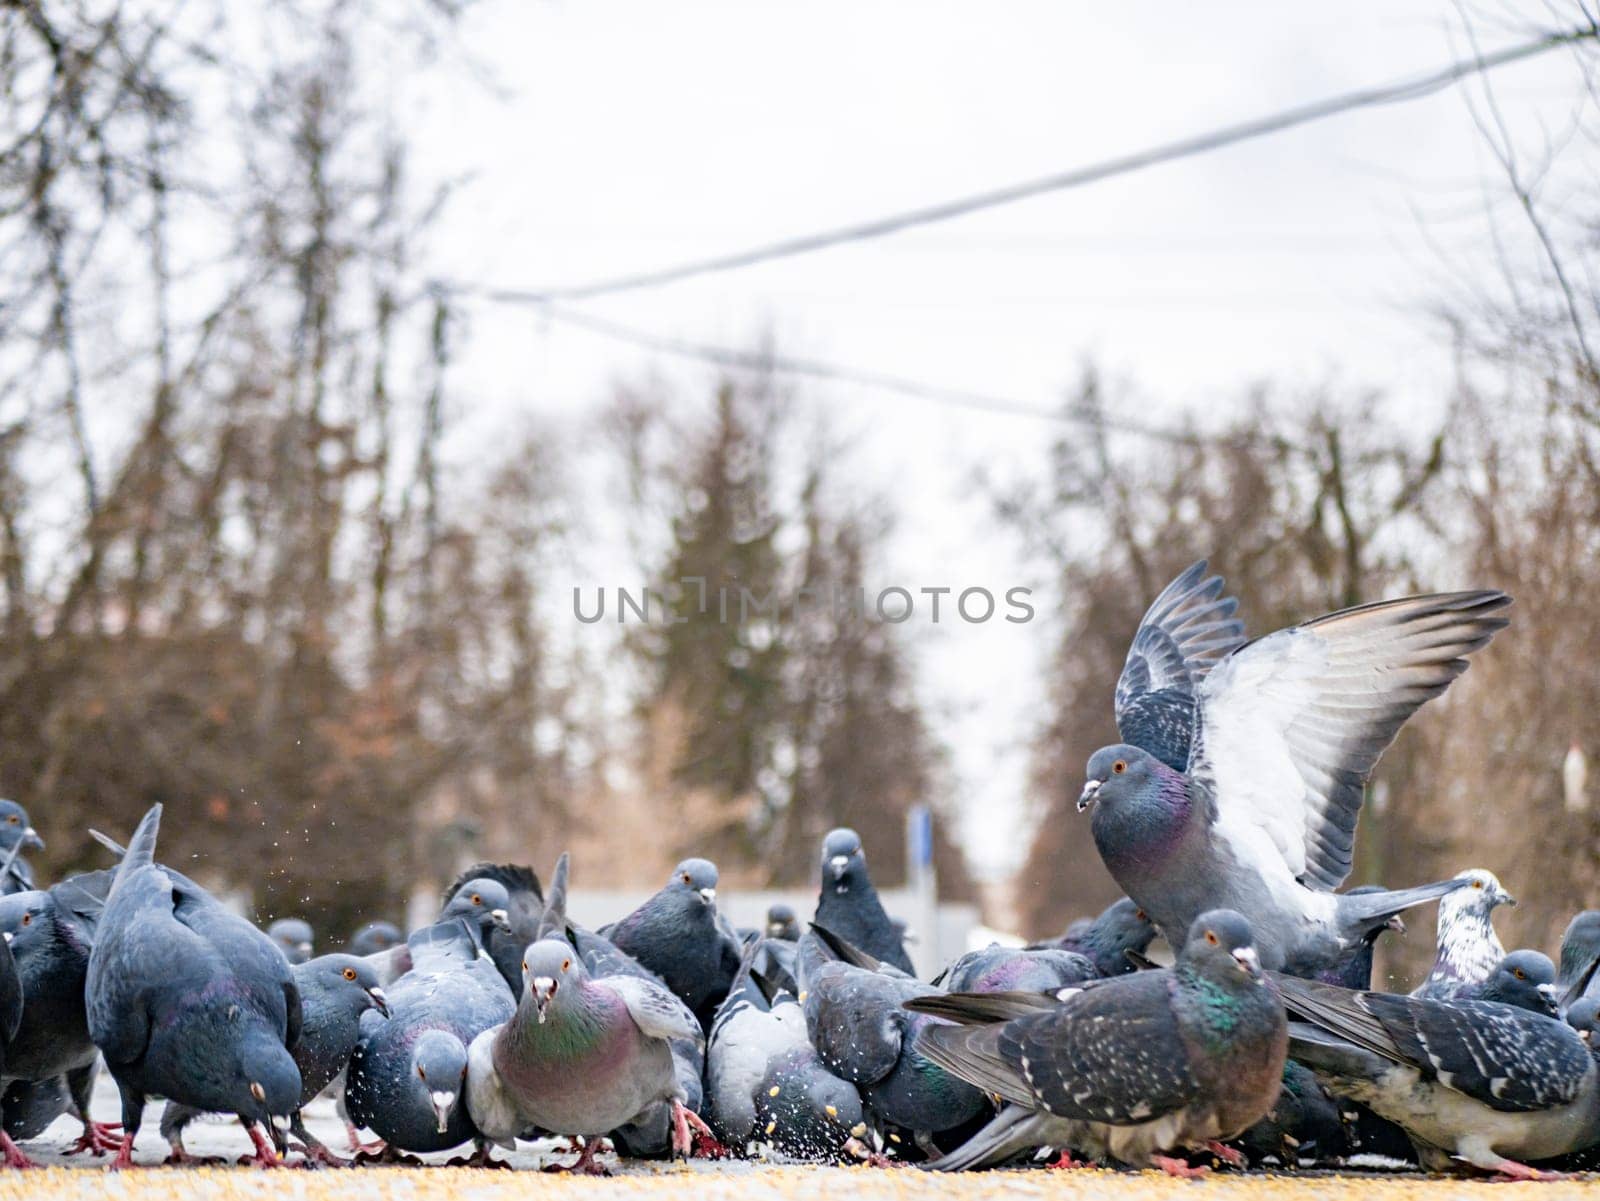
[1472,880,1483,889]
[522,960,528,972]
[470,893,482,905]
[417,1067,426,1080]
[561,958,571,973]
[1514,968,1526,980]
[1112,760,1127,775]
[1205,930,1218,945]
[20,913,30,927]
[343,967,357,982]
[5,816,14,824]
[681,874,691,885]
[1135,909,1148,921]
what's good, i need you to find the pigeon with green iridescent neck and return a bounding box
[465,935,714,1173]
[1412,870,1513,1001]
[910,909,1287,1175]
[1081,570,1509,975]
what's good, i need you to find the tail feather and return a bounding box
[914,1023,1034,1108]
[1337,877,1465,936]
[808,922,885,972]
[904,990,1063,1026]
[106,806,162,900]
[928,1105,1050,1172]
[535,852,570,940]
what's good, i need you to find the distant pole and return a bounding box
[907,804,938,977]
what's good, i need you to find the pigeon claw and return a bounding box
[67,1120,125,1157]
[1046,1149,1089,1170]
[0,1132,36,1170]
[1206,1140,1247,1169]
[1152,1154,1209,1179]
[671,1099,717,1160]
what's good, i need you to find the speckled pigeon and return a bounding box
[1281,972,1600,1177]
[706,938,863,1159]
[911,910,1287,1175]
[797,923,987,1156]
[344,918,514,1161]
[604,858,742,1029]
[938,944,1097,994]
[1412,870,1513,1000]
[85,805,302,1169]
[162,952,390,1166]
[268,917,316,966]
[348,920,403,958]
[808,829,914,975]
[0,870,120,1164]
[1081,572,1510,974]
[0,801,43,896]
[1036,897,1157,977]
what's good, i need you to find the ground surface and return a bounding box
[4,1081,1600,1198]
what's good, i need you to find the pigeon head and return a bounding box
[1565,995,1600,1041]
[0,800,41,854]
[1078,744,1174,813]
[1558,910,1600,992]
[267,917,315,965]
[521,937,586,1023]
[348,920,402,957]
[235,1025,302,1128]
[441,877,513,937]
[1178,908,1264,986]
[1478,950,1558,1016]
[766,903,799,940]
[0,890,56,958]
[300,953,389,1017]
[1074,896,1157,969]
[820,828,866,893]
[409,1029,468,1135]
[669,857,719,906]
[759,1053,865,1157]
[1443,869,1515,918]
[1079,745,1193,872]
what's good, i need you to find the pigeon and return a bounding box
[439,876,514,948]
[348,920,403,958]
[465,938,713,1172]
[344,918,514,1160]
[604,858,742,1028]
[0,801,43,896]
[1111,559,1247,771]
[1080,569,1510,973]
[268,917,316,966]
[765,904,800,942]
[0,922,26,1166]
[1280,973,1600,1177]
[1556,910,1600,1006]
[809,829,914,975]
[161,952,391,1166]
[798,923,987,1154]
[1039,897,1157,977]
[910,910,1287,1175]
[1455,950,1559,1015]
[440,863,542,995]
[705,939,863,1159]
[1412,870,1513,1000]
[938,944,1097,994]
[0,870,121,1163]
[85,805,302,1169]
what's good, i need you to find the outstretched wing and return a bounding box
[605,974,702,1044]
[1115,560,1247,771]
[1191,590,1509,891]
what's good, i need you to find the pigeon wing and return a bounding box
[1190,590,1510,891]
[605,974,703,1044]
[1115,560,1246,770]
[1364,994,1592,1113]
[803,968,904,1087]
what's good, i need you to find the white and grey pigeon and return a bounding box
[1411,869,1514,1001]
[1079,563,1510,974]
[1280,970,1600,1179]
[910,909,1288,1176]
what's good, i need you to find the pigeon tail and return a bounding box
[535,852,570,940]
[1336,878,1466,941]
[106,805,163,900]
[903,990,1064,1026]
[808,922,885,972]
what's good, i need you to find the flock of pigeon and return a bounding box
[2,560,1600,1180]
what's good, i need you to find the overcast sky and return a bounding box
[405,3,1584,879]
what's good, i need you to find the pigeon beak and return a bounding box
[270,1114,291,1134]
[828,856,849,881]
[430,1090,456,1134]
[368,986,390,1017]
[490,908,511,932]
[698,887,716,906]
[532,976,557,1021]
[1384,913,1407,935]
[20,828,42,851]
[1502,892,1518,908]
[1231,947,1260,975]
[1076,780,1101,813]
[1,932,11,945]
[297,942,313,956]
[1538,983,1559,1013]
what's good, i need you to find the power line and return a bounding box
[470,27,1596,304]
[531,302,1241,447]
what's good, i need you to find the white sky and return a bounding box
[405,2,1586,879]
